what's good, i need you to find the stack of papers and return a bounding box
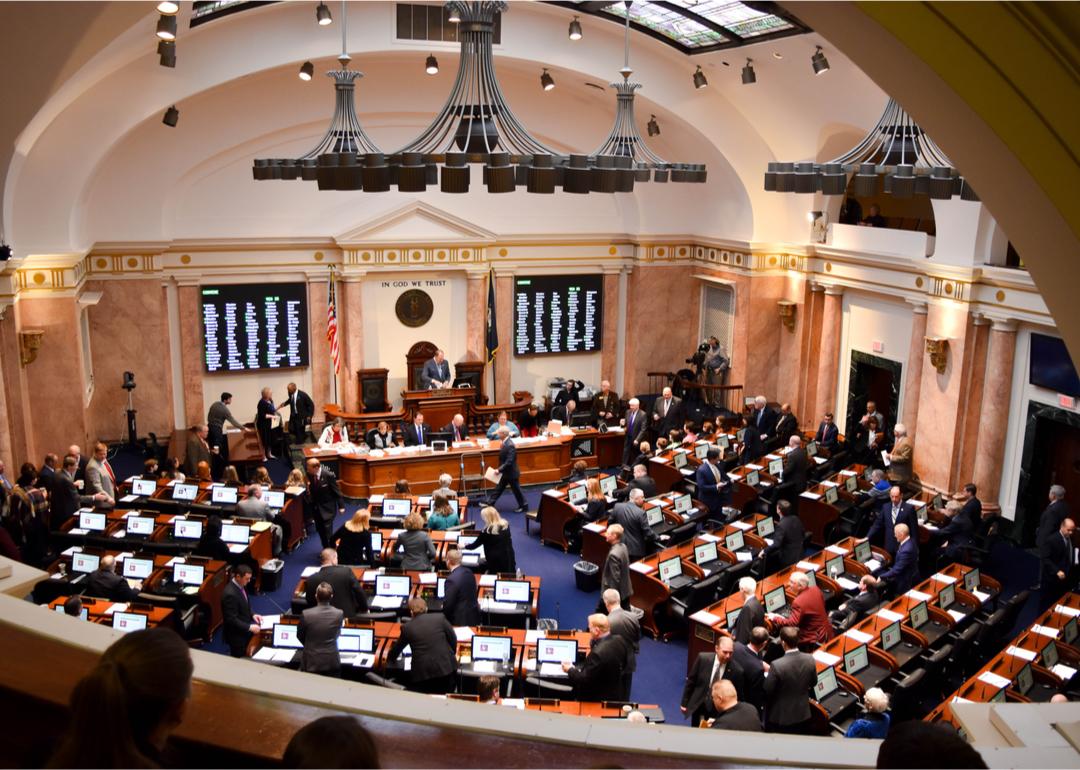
[698,533,720,542]
[583,523,606,533]
[813,650,841,667]
[1031,624,1060,638]
[932,573,958,584]
[800,492,822,501]
[845,629,874,644]
[253,647,296,663]
[630,562,655,574]
[1052,663,1078,681]
[971,589,991,603]
[730,521,753,531]
[977,671,1012,690]
[876,608,904,623]
[259,614,281,629]
[735,551,753,562]
[478,574,497,587]
[370,596,403,609]
[797,560,821,572]
[866,559,882,572]
[543,489,565,498]
[301,566,320,578]
[836,576,859,591]
[947,609,966,623]
[539,663,566,677]
[1004,646,1037,661]
[454,627,475,642]
[1055,604,1080,617]
[906,589,933,603]
[690,610,722,627]
[825,545,850,555]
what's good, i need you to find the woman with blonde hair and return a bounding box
[582,477,607,523]
[465,506,516,575]
[285,468,305,488]
[252,466,272,486]
[333,508,377,565]
[398,511,435,570]
[221,465,241,486]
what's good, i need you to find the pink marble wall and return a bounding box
[494,275,513,402]
[741,274,784,399]
[900,304,928,438]
[82,279,175,442]
[955,318,990,485]
[776,278,810,422]
[973,323,1017,503]
[177,284,205,427]
[815,288,844,420]
[601,272,619,385]
[798,287,825,423]
[0,311,31,464]
[307,279,331,410]
[340,278,363,410]
[465,273,485,361]
[16,296,88,459]
[622,265,701,395]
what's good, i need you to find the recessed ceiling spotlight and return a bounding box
[773,52,783,59]
[157,1,179,14]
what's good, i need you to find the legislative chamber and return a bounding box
[0,1,1077,768]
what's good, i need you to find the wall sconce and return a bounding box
[925,336,949,374]
[19,329,44,366]
[777,300,797,332]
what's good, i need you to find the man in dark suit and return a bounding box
[613,464,657,501]
[956,483,982,527]
[562,614,630,702]
[403,413,429,446]
[750,396,778,441]
[279,382,315,445]
[862,486,918,557]
[610,489,659,563]
[485,427,528,512]
[184,423,213,478]
[550,399,581,427]
[592,380,620,425]
[767,571,834,646]
[833,575,880,625]
[222,564,261,657]
[85,554,141,602]
[774,404,799,446]
[732,576,765,645]
[442,548,481,626]
[387,598,458,693]
[739,421,765,465]
[763,627,816,733]
[552,379,581,407]
[814,412,840,454]
[1037,486,1071,550]
[695,448,729,519]
[681,634,747,726]
[37,453,59,494]
[708,680,762,731]
[421,349,452,390]
[1039,518,1075,610]
[442,413,469,442]
[936,500,975,565]
[305,548,369,619]
[601,525,632,609]
[298,581,343,676]
[256,387,280,459]
[604,588,640,700]
[51,455,107,529]
[305,458,345,549]
[652,387,683,437]
[766,500,805,569]
[732,627,769,715]
[780,436,809,496]
[623,399,647,466]
[874,524,920,595]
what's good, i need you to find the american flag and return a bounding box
[327,268,340,374]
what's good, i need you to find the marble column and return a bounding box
[308,278,331,411]
[601,271,619,385]
[900,301,928,437]
[465,271,486,361]
[972,317,1018,503]
[798,284,825,423]
[176,282,206,427]
[494,274,513,403]
[340,276,363,411]
[0,308,31,463]
[815,285,844,421]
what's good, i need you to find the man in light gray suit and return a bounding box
[298,582,344,676]
[603,588,640,700]
[421,348,452,390]
[84,441,116,507]
[763,626,817,734]
[600,524,632,611]
[609,488,660,563]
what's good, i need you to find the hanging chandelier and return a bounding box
[583,0,706,192]
[763,98,976,200]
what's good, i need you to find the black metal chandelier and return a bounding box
[764,98,976,200]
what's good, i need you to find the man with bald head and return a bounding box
[873,523,920,595]
[592,379,620,425]
[67,444,87,483]
[562,614,631,702]
[85,554,140,602]
[279,382,314,445]
[708,680,762,731]
[652,386,682,436]
[1040,517,1076,610]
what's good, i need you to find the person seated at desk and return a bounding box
[936,500,975,565]
[427,493,459,531]
[844,687,891,739]
[568,460,589,483]
[550,399,579,427]
[477,675,502,705]
[436,473,455,497]
[814,412,841,454]
[861,486,918,557]
[221,465,241,486]
[63,595,83,618]
[766,500,805,568]
[707,680,762,732]
[695,447,729,518]
[592,380,620,425]
[85,554,141,602]
[867,469,891,502]
[766,571,834,646]
[441,547,481,626]
[196,515,232,562]
[306,548,369,619]
[185,424,213,479]
[252,466,273,487]
[518,403,540,437]
[142,458,160,480]
[333,508,376,565]
[562,614,630,703]
[654,437,670,456]
[285,468,305,488]
[613,464,657,501]
[579,477,608,524]
[194,460,212,484]
[832,574,880,625]
[318,417,348,448]
[403,413,429,446]
[421,348,452,390]
[298,581,343,677]
[237,484,283,555]
[398,512,435,571]
[630,441,651,470]
[367,421,394,450]
[871,524,919,595]
[387,598,457,693]
[860,203,886,228]
[442,413,469,442]
[160,457,185,483]
[394,479,411,495]
[774,404,799,446]
[680,421,699,445]
[486,411,520,440]
[954,482,983,527]
[467,505,517,575]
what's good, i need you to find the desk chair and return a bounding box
[971,607,1009,660]
[364,671,407,690]
[668,572,723,633]
[921,642,953,700]
[524,675,574,700]
[355,610,399,623]
[945,622,981,681]
[667,521,698,545]
[714,559,753,599]
[485,605,529,630]
[887,667,927,723]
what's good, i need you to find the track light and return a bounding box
[568,15,582,41]
[647,115,660,137]
[155,13,177,40]
[811,45,830,75]
[693,65,707,89]
[299,61,314,81]
[447,5,461,23]
[425,54,439,75]
[741,58,756,85]
[156,1,179,13]
[158,40,176,68]
[540,68,555,91]
[315,2,332,26]
[162,105,179,127]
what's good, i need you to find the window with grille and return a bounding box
[701,284,734,356]
[396,3,502,43]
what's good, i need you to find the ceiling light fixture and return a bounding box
[299,61,314,81]
[741,58,755,85]
[811,45,829,75]
[425,54,439,75]
[157,1,179,14]
[647,115,659,137]
[162,105,179,127]
[447,5,461,23]
[692,65,707,89]
[158,39,176,68]
[315,2,332,26]
[764,98,975,200]
[568,15,582,41]
[540,68,555,91]
[155,13,177,40]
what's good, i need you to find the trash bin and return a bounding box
[573,560,600,592]
[260,558,284,592]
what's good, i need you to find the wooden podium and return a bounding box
[401,388,475,428]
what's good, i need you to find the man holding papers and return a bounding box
[484,427,527,513]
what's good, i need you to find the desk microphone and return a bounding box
[555,601,560,629]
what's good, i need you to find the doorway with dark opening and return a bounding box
[845,351,902,439]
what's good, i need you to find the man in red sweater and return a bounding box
[766,571,834,647]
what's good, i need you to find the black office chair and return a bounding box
[960,517,1002,572]
[364,671,407,690]
[996,589,1029,633]
[667,521,698,545]
[485,606,529,630]
[668,573,723,630]
[714,559,753,599]
[888,667,926,723]
[971,607,1009,661]
[354,610,399,623]
[524,675,574,699]
[946,622,982,682]
[922,643,953,700]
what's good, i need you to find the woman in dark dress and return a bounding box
[333,508,376,565]
[195,515,231,562]
[519,404,540,438]
[468,506,517,575]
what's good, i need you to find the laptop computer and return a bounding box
[125,515,156,538]
[131,478,157,497]
[963,567,981,594]
[338,627,377,668]
[694,442,710,460]
[657,555,694,592]
[824,485,840,505]
[725,606,742,632]
[382,498,411,518]
[264,489,286,510]
[371,574,411,609]
[173,518,203,540]
[54,604,89,621]
[768,457,783,477]
[173,562,205,586]
[273,623,302,649]
[693,540,724,573]
[536,638,578,677]
[172,483,199,502]
[567,484,587,505]
[672,493,693,517]
[755,516,775,538]
[471,635,513,672]
[853,540,873,564]
[673,451,689,470]
[71,551,100,577]
[724,528,747,554]
[806,440,818,457]
[211,485,239,505]
[878,618,919,666]
[221,523,251,550]
[844,474,859,493]
[813,665,856,717]
[79,510,107,532]
[599,475,618,499]
[493,579,531,606]
[745,470,761,487]
[123,556,154,580]
[112,611,148,633]
[764,585,789,616]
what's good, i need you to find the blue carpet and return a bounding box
[105,445,1043,724]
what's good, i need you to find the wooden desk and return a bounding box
[578,492,710,568]
[796,464,869,546]
[535,474,618,552]
[45,595,176,629]
[523,700,661,719]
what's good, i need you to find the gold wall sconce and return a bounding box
[19,329,44,366]
[925,336,949,374]
[778,300,797,332]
